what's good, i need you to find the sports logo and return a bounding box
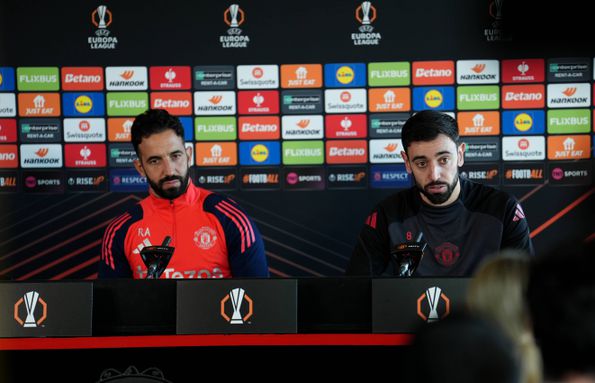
[193,226,218,250]
[14,291,47,327]
[434,242,460,267]
[221,288,253,324]
[417,286,450,322]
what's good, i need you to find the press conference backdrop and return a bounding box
[0,0,593,280]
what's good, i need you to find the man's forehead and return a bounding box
[407,135,458,157]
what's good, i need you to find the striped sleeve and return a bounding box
[205,194,269,278]
[99,206,142,278]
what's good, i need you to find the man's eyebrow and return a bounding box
[411,151,453,162]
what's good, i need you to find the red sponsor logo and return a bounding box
[0,119,17,142]
[325,114,367,138]
[501,85,545,109]
[238,116,280,140]
[325,140,367,164]
[237,91,279,115]
[61,67,104,91]
[412,61,455,85]
[0,145,18,168]
[64,144,106,168]
[150,92,192,115]
[149,66,191,90]
[501,59,545,83]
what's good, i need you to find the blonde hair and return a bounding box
[467,251,542,383]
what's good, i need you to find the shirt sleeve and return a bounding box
[345,205,391,276]
[208,195,269,278]
[501,198,535,256]
[99,212,134,278]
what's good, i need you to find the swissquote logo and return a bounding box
[417,286,450,323]
[14,291,47,327]
[221,288,253,324]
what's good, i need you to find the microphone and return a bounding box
[140,236,175,279]
[390,232,427,277]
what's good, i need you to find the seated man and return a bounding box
[347,110,533,276]
[99,109,268,279]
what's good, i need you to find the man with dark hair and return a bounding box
[99,109,269,279]
[527,240,595,382]
[346,110,533,276]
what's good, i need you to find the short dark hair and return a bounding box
[401,110,460,153]
[131,109,185,156]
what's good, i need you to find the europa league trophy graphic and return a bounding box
[140,236,175,279]
[391,232,427,277]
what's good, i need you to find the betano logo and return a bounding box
[250,144,269,162]
[221,288,253,324]
[14,291,47,327]
[336,66,355,85]
[424,89,443,108]
[74,95,93,114]
[471,64,485,73]
[513,113,533,132]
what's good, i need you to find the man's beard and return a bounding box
[414,172,459,205]
[147,170,190,200]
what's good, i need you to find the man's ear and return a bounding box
[185,145,193,163]
[402,150,412,174]
[133,158,145,177]
[457,142,466,167]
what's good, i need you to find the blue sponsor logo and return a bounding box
[412,87,455,111]
[502,110,545,135]
[109,169,147,192]
[0,67,15,91]
[324,63,367,88]
[179,117,193,141]
[62,92,105,116]
[370,164,411,189]
[239,141,281,166]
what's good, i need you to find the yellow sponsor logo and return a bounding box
[513,113,533,132]
[251,144,269,162]
[74,95,93,114]
[336,66,355,85]
[424,89,443,108]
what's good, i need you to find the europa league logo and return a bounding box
[14,291,47,327]
[220,288,253,324]
[92,5,113,36]
[356,1,377,32]
[224,4,245,35]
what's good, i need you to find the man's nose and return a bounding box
[429,163,441,181]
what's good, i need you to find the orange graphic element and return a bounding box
[195,142,237,167]
[61,67,104,91]
[18,93,61,117]
[224,6,245,27]
[119,71,134,80]
[108,118,133,142]
[209,96,223,105]
[238,116,280,140]
[417,290,450,322]
[501,84,545,109]
[296,119,310,129]
[326,140,368,164]
[471,64,486,73]
[91,7,112,28]
[368,88,411,112]
[220,293,253,322]
[35,148,49,157]
[355,3,377,23]
[547,135,591,160]
[150,92,192,116]
[562,87,577,97]
[412,61,455,85]
[384,143,398,152]
[531,187,595,239]
[457,111,500,136]
[0,145,18,168]
[280,64,323,88]
[14,296,47,326]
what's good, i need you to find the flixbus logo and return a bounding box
[17,67,59,91]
